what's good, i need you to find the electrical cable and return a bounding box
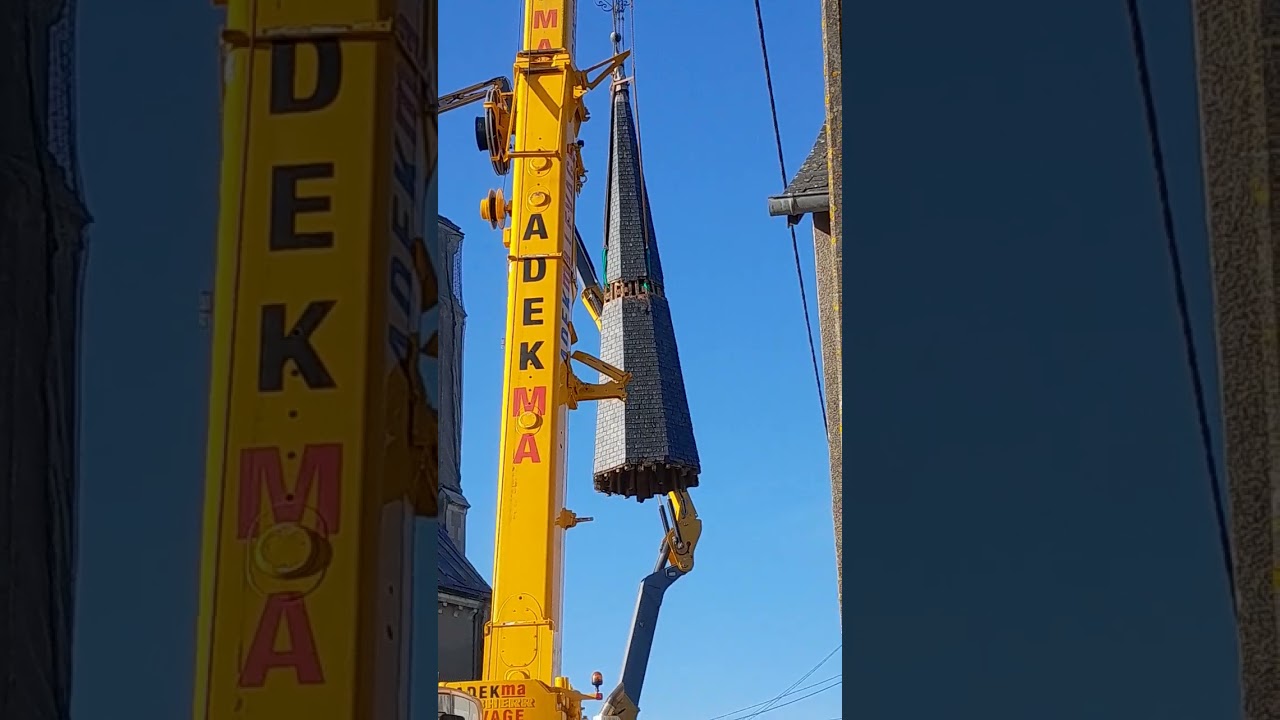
[742,645,839,717]
[703,674,842,720]
[1122,0,1236,614]
[751,0,829,436]
[743,679,842,718]
[706,644,840,720]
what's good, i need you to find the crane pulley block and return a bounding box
[480,188,510,230]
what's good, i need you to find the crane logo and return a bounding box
[234,443,343,688]
[531,7,560,50]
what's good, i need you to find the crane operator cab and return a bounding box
[438,687,483,720]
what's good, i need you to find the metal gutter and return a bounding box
[438,592,486,611]
[767,191,830,219]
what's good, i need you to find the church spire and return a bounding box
[591,25,701,501]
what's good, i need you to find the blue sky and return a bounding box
[438,2,841,720]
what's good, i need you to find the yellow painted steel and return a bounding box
[192,0,436,717]
[479,6,582,692]
[439,0,631,717]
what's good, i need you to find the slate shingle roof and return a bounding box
[437,523,490,601]
[780,125,830,199]
[592,80,701,501]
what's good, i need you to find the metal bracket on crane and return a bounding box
[578,51,632,95]
[437,75,510,113]
[566,350,630,408]
[220,20,395,46]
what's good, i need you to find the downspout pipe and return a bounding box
[767,191,830,224]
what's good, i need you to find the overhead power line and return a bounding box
[741,678,842,719]
[738,643,840,720]
[1121,0,1236,613]
[705,644,842,720]
[751,0,829,436]
[704,674,842,720]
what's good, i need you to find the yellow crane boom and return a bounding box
[191,0,438,717]
[437,0,639,718]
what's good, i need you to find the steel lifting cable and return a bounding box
[1122,0,1236,614]
[752,0,829,436]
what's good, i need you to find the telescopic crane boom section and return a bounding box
[437,0,631,713]
[440,1,704,719]
[193,0,437,718]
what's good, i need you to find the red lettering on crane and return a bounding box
[513,434,541,464]
[532,8,557,49]
[237,444,343,539]
[485,710,525,720]
[533,9,558,28]
[510,386,547,416]
[469,683,532,700]
[239,592,324,687]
